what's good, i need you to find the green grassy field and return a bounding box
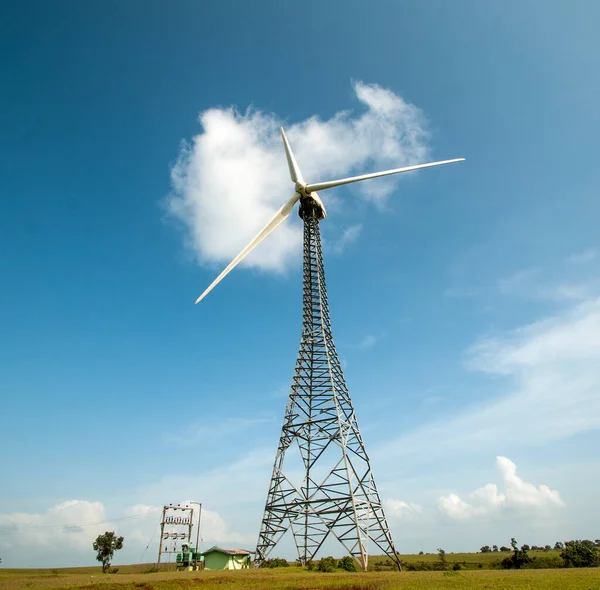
[1,554,599,590]
[2,568,600,590]
[372,549,560,569]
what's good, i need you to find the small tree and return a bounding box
[500,546,510,552]
[437,548,448,570]
[492,545,498,552]
[480,545,491,553]
[93,531,124,573]
[554,541,564,550]
[501,538,531,570]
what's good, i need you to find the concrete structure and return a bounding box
[201,546,253,570]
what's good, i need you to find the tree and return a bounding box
[544,545,552,551]
[437,548,448,570]
[338,556,357,572]
[554,541,564,550]
[480,545,491,553]
[500,546,511,552]
[501,538,532,570]
[492,545,498,552]
[93,531,124,573]
[317,556,336,573]
[560,540,600,568]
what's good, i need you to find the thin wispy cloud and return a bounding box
[498,267,541,296]
[498,266,596,302]
[345,333,382,350]
[359,334,378,350]
[567,248,597,264]
[377,295,600,464]
[328,224,363,255]
[443,286,480,299]
[444,247,599,306]
[167,81,430,273]
[140,448,274,510]
[163,416,274,446]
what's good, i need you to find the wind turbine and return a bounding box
[195,128,464,570]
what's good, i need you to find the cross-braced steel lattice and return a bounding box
[255,200,401,571]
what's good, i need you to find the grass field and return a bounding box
[371,550,559,569]
[2,555,599,590]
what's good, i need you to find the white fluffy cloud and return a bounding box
[0,499,245,568]
[437,494,487,520]
[437,457,564,520]
[195,508,245,545]
[386,499,423,521]
[0,500,109,552]
[168,81,430,272]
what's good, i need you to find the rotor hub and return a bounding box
[295,181,308,197]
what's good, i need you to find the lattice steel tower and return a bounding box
[254,200,401,571]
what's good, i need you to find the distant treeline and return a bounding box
[479,539,600,554]
[397,539,600,571]
[261,538,600,572]
[486,538,600,570]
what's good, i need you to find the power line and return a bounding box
[139,515,162,564]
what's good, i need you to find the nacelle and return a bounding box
[299,192,327,220]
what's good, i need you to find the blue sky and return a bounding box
[1,0,599,567]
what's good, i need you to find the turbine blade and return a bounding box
[305,158,465,193]
[194,193,301,304]
[280,127,304,184]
